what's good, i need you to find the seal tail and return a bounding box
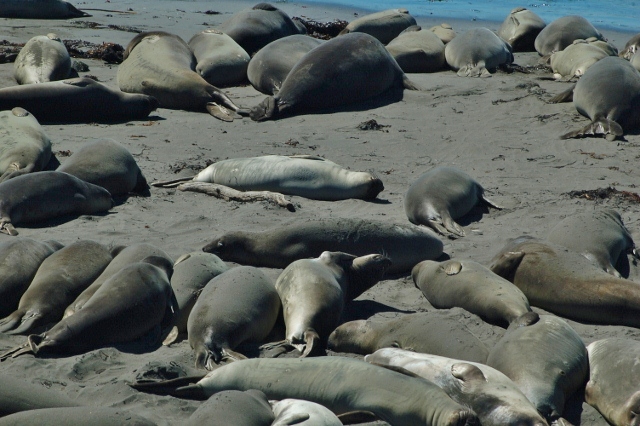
[129,376,207,399]
[0,334,44,361]
[151,177,195,188]
[561,118,623,141]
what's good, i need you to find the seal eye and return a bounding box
[391,341,400,348]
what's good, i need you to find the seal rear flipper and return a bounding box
[129,375,207,399]
[479,193,502,210]
[441,215,465,238]
[250,97,278,122]
[206,102,235,122]
[300,329,322,357]
[548,85,575,103]
[151,176,195,188]
[560,118,623,141]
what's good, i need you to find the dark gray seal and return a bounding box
[0,77,158,123]
[0,107,52,182]
[534,15,603,56]
[188,266,280,368]
[0,374,78,416]
[0,407,155,426]
[412,259,531,327]
[250,32,419,121]
[187,29,250,88]
[486,312,588,425]
[328,311,489,363]
[497,7,546,52]
[57,138,149,196]
[217,3,306,56]
[0,0,89,19]
[203,218,443,275]
[404,166,501,238]
[340,8,417,44]
[247,35,323,95]
[184,390,274,426]
[444,28,514,77]
[117,31,246,121]
[0,171,113,236]
[14,34,72,84]
[386,26,446,73]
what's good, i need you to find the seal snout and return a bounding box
[366,177,384,199]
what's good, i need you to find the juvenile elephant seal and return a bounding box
[0,107,51,182]
[620,33,640,59]
[486,312,588,425]
[270,251,390,357]
[0,407,154,426]
[0,77,157,123]
[250,32,419,121]
[57,138,149,196]
[547,209,636,277]
[0,238,63,318]
[497,7,546,52]
[217,3,306,56]
[132,357,478,426]
[0,0,89,19]
[188,266,280,368]
[185,390,274,426]
[118,31,247,121]
[272,399,342,426]
[430,23,456,44]
[550,57,640,140]
[203,218,443,275]
[534,15,603,56]
[328,311,489,363]
[155,155,383,201]
[0,171,113,236]
[412,259,531,327]
[0,374,79,416]
[404,166,501,238]
[549,39,610,80]
[0,240,115,335]
[14,34,72,84]
[366,348,548,426]
[247,35,324,95]
[586,338,640,426]
[490,236,640,327]
[339,8,417,44]
[444,28,514,77]
[1,256,177,359]
[188,29,250,87]
[386,26,446,73]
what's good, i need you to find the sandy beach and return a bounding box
[0,0,639,424]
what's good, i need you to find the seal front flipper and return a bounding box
[250,96,278,121]
[548,85,575,103]
[560,117,623,141]
[129,375,207,398]
[0,219,18,236]
[299,329,321,357]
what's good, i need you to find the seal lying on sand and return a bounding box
[272,399,342,426]
[0,77,158,123]
[430,23,456,44]
[497,7,545,52]
[444,28,513,77]
[188,29,250,88]
[0,374,79,416]
[131,357,478,426]
[549,39,611,80]
[184,390,274,426]
[386,26,446,73]
[14,34,73,84]
[534,15,603,57]
[250,32,419,121]
[0,407,155,426]
[620,33,640,59]
[118,31,247,121]
[339,8,417,44]
[0,0,89,19]
[203,218,443,275]
[0,107,51,182]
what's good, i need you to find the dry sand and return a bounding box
[0,0,639,424]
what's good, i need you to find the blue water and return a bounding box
[296,0,639,32]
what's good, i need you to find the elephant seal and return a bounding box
[272,399,342,426]
[0,374,79,416]
[0,107,51,182]
[1,256,177,360]
[328,311,489,363]
[168,252,229,338]
[549,39,610,80]
[132,357,478,426]
[366,348,548,426]
[0,77,157,123]
[404,166,501,238]
[534,15,603,56]
[586,338,640,426]
[620,33,640,59]
[188,29,250,87]
[497,7,546,52]
[485,312,588,425]
[386,26,446,73]
[0,238,63,318]
[270,251,390,357]
[547,209,636,277]
[63,243,171,319]
[188,266,280,368]
[0,240,115,335]
[13,34,72,84]
[0,0,89,19]
[217,3,306,56]
[412,259,531,327]
[203,218,443,275]
[250,32,419,121]
[185,389,274,426]
[0,407,154,426]
[490,236,640,327]
[247,35,324,95]
[550,57,640,140]
[444,28,513,77]
[340,8,417,44]
[0,171,113,236]
[57,138,149,196]
[117,31,247,121]
[430,23,456,44]
[155,155,383,201]
[632,52,640,72]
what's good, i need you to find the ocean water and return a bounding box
[296,0,639,32]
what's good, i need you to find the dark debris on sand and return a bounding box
[293,17,348,40]
[358,119,390,131]
[0,39,124,64]
[567,187,640,203]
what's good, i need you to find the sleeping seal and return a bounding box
[620,33,640,59]
[0,407,155,426]
[250,32,419,121]
[534,15,603,56]
[497,7,545,52]
[339,8,417,44]
[184,390,274,426]
[0,0,89,19]
[549,39,611,80]
[0,374,78,416]
[386,26,446,73]
[14,34,73,84]
[188,29,250,87]
[430,23,456,44]
[444,28,513,77]
[272,399,342,426]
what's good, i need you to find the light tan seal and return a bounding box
[339,8,417,44]
[430,23,456,44]
[620,33,640,59]
[497,7,546,52]
[184,389,274,426]
[549,39,611,80]
[188,29,250,88]
[444,28,514,77]
[385,26,446,73]
[272,399,342,426]
[0,107,52,182]
[14,34,73,84]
